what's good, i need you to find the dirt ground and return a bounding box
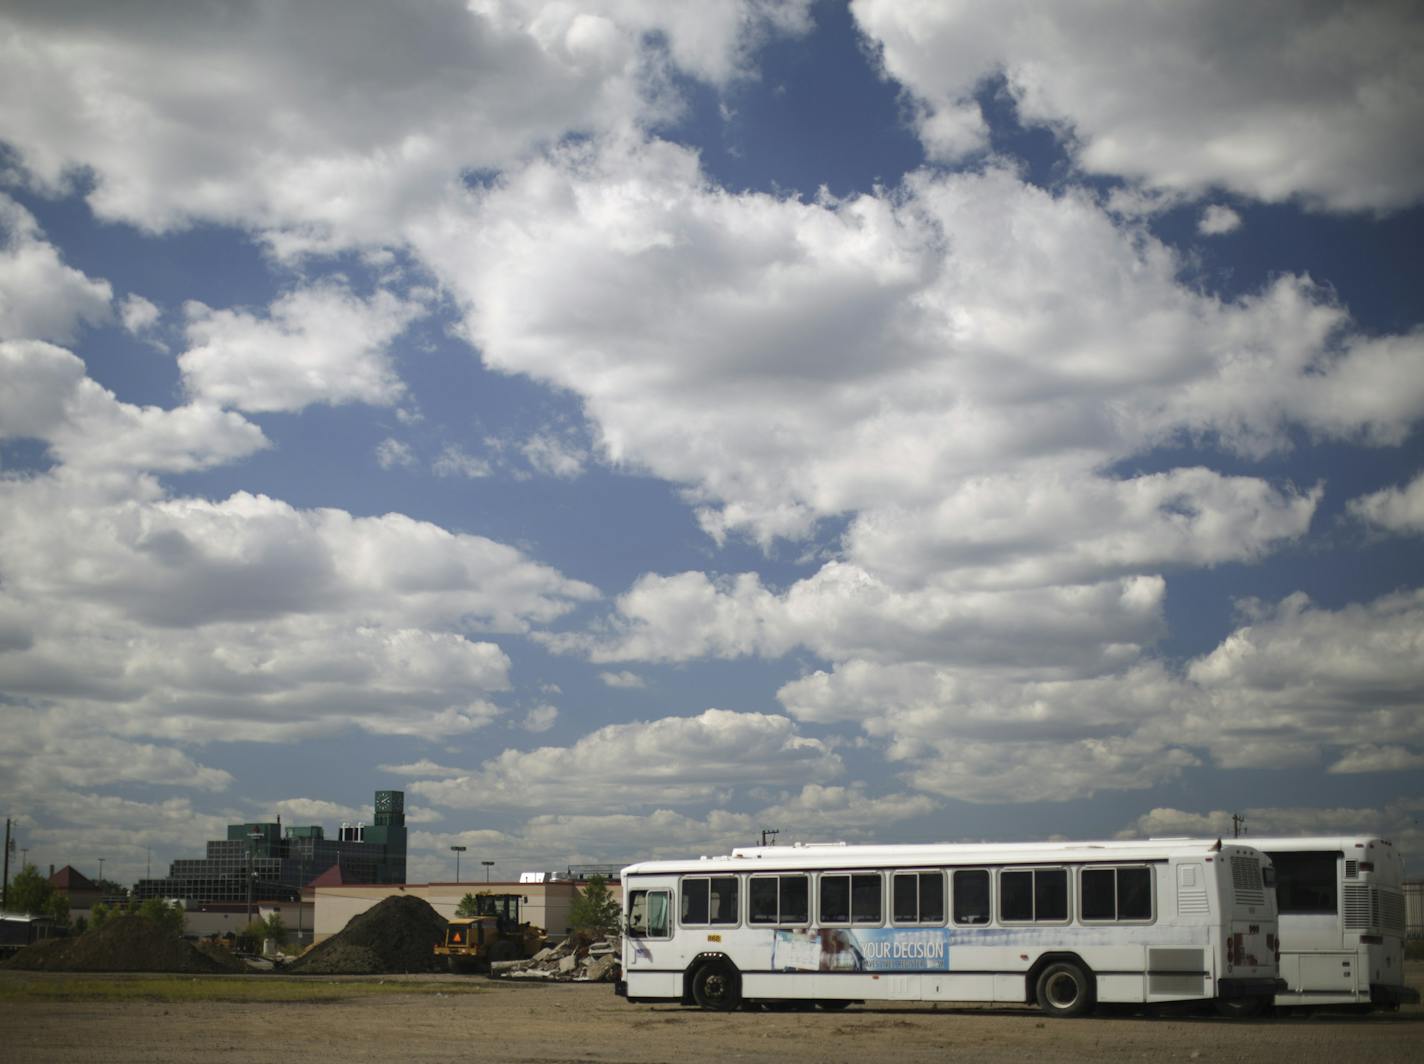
[5,966,1421,1064]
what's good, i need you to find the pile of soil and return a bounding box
[2,915,246,973]
[285,895,446,975]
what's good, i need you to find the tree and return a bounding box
[236,919,267,954]
[7,863,57,917]
[568,875,619,937]
[89,901,112,931]
[455,891,489,917]
[261,912,289,948]
[137,897,184,937]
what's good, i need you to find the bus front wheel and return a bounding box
[691,960,741,1011]
[1035,961,1095,1018]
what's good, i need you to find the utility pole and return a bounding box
[760,827,779,847]
[1232,813,1247,838]
[246,830,263,927]
[481,860,494,883]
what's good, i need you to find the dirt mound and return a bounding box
[2,915,246,973]
[286,895,446,975]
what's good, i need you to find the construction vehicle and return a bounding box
[436,893,545,972]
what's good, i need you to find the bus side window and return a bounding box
[710,876,739,925]
[628,890,670,938]
[821,874,850,923]
[953,868,990,925]
[682,878,710,924]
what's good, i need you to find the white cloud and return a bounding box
[0,707,233,793]
[1327,745,1424,774]
[0,335,600,748]
[118,293,161,336]
[180,285,421,413]
[417,140,1420,556]
[269,798,366,825]
[599,670,646,688]
[0,790,234,888]
[522,704,559,732]
[852,0,1424,212]
[375,437,416,470]
[1198,204,1242,236]
[433,444,493,478]
[1349,472,1424,534]
[377,759,466,778]
[765,586,1424,803]
[411,708,842,812]
[1118,797,1424,870]
[552,567,1169,672]
[521,431,588,478]
[0,1,811,247]
[0,195,112,342]
[1,339,269,473]
[1182,590,1424,767]
[407,782,936,879]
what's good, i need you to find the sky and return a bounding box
[2,0,1423,888]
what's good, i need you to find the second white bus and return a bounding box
[1246,835,1419,1012]
[618,838,1283,1017]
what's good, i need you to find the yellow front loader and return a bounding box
[436,893,545,972]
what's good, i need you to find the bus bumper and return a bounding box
[1217,977,1286,999]
[1371,982,1421,1006]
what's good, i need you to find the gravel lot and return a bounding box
[6,966,1421,1064]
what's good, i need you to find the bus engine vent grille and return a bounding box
[1342,884,1374,930]
[1344,859,1359,879]
[1382,890,1405,934]
[1230,857,1265,907]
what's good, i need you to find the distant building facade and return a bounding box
[132,790,407,905]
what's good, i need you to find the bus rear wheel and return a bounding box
[691,960,741,1011]
[1035,961,1095,1018]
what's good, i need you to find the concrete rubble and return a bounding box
[490,934,621,983]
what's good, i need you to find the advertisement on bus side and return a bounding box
[772,928,950,972]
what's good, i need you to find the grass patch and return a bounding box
[0,976,487,1004]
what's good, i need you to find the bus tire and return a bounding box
[1035,960,1095,1018]
[691,960,741,1011]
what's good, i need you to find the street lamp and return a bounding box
[481,860,494,883]
[450,845,466,883]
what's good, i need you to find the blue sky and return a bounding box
[2,1,1423,886]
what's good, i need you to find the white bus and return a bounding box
[618,838,1283,1017]
[1244,835,1419,1012]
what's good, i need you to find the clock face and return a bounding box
[376,791,403,813]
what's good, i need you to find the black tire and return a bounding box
[815,1000,852,1011]
[691,960,741,1011]
[1214,995,1269,1019]
[1035,960,1095,1018]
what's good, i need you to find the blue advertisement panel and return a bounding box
[772,928,951,972]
